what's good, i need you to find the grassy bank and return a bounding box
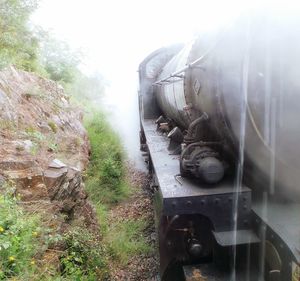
[84,108,151,267]
[84,110,130,205]
[0,189,40,280]
[0,108,151,280]
[0,184,109,280]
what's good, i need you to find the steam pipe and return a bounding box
[185,112,209,141]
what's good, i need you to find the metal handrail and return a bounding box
[153,54,206,85]
[153,31,226,85]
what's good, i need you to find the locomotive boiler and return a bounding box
[138,10,300,281]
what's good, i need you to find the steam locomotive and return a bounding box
[138,10,300,281]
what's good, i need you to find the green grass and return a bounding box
[95,204,151,266]
[84,109,131,205]
[0,184,109,281]
[84,108,152,268]
[59,228,109,281]
[0,188,41,280]
[106,218,151,265]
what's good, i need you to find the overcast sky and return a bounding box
[32,0,250,78]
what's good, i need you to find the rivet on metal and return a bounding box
[186,201,192,206]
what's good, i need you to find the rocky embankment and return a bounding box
[0,66,96,229]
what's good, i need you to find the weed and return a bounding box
[29,142,39,156]
[48,121,58,133]
[60,228,109,280]
[0,183,109,281]
[0,189,41,279]
[74,137,83,148]
[0,119,16,131]
[47,142,58,153]
[105,218,152,265]
[15,144,25,152]
[25,127,45,141]
[23,86,46,100]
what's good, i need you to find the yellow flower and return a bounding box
[32,231,38,237]
[8,256,15,262]
[0,226,4,233]
[30,260,35,265]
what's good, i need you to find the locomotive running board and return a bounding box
[142,119,259,279]
[143,119,253,231]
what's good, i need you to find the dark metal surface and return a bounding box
[253,201,300,263]
[144,119,252,233]
[213,229,260,247]
[143,119,250,198]
[138,44,183,119]
[153,13,300,201]
[183,263,261,281]
[138,13,300,280]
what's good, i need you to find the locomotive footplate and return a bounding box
[143,119,254,232]
[142,120,260,279]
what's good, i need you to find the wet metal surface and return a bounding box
[143,120,250,198]
[253,201,300,263]
[143,119,252,232]
[213,229,260,247]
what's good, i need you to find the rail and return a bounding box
[153,30,227,86]
[153,56,205,85]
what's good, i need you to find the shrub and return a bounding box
[0,190,41,279]
[60,228,109,280]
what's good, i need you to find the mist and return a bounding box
[32,0,300,170]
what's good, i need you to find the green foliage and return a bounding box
[0,0,40,71]
[48,120,58,133]
[25,126,45,141]
[66,72,106,106]
[60,228,109,280]
[0,119,16,131]
[39,34,81,85]
[0,184,109,280]
[24,85,46,99]
[0,189,41,279]
[83,107,151,269]
[0,0,81,81]
[105,218,152,265]
[84,109,131,205]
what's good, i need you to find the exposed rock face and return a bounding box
[0,66,96,230]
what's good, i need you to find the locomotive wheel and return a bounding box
[264,241,281,281]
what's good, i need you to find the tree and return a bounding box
[0,0,39,71]
[39,34,81,84]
